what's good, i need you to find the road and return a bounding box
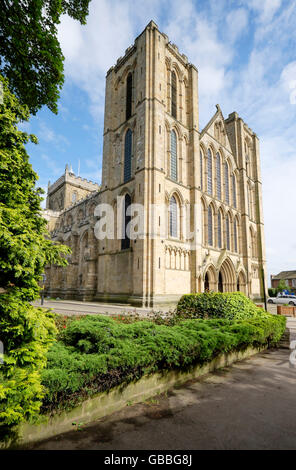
[26,348,296,450]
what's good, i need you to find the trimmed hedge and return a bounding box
[41,313,286,414]
[176,292,262,320]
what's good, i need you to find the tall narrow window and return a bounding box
[171,71,177,118]
[246,187,250,216]
[232,174,237,208]
[200,150,203,190]
[224,162,229,205]
[169,196,178,238]
[126,73,132,120]
[171,130,177,180]
[218,211,222,248]
[250,228,254,257]
[124,129,132,182]
[207,149,212,195]
[216,152,221,199]
[226,214,230,250]
[208,206,213,246]
[249,187,253,220]
[234,219,238,252]
[121,193,131,250]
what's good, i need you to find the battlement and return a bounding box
[46,165,100,211]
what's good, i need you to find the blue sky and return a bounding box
[23,0,296,281]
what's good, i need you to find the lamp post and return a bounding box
[41,273,46,306]
[261,267,267,311]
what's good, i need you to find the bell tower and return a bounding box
[97,21,200,306]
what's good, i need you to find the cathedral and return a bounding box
[43,20,267,307]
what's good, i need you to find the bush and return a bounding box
[41,313,286,414]
[176,292,262,320]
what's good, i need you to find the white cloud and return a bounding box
[225,8,249,42]
[41,153,64,177]
[54,0,296,281]
[246,0,282,23]
[57,0,136,120]
[38,121,70,148]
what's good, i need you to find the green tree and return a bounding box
[0,0,91,114]
[276,279,290,294]
[0,76,70,440]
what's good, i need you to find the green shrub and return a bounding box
[41,313,286,414]
[268,288,277,297]
[176,292,261,320]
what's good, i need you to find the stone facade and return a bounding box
[44,20,267,306]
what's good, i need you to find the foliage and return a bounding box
[0,0,91,114]
[277,280,289,292]
[0,77,70,441]
[41,313,286,414]
[268,288,277,297]
[269,281,295,297]
[176,292,262,320]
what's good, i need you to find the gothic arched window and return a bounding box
[216,152,221,199]
[200,150,203,190]
[124,129,132,182]
[171,130,177,180]
[126,73,132,120]
[232,174,237,208]
[224,161,229,205]
[234,218,238,252]
[218,211,222,248]
[226,214,230,250]
[207,149,212,195]
[171,71,177,118]
[169,196,178,238]
[208,205,213,246]
[121,193,131,250]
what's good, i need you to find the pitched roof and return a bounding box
[200,104,222,138]
[272,271,296,280]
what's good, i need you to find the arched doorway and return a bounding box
[219,258,236,292]
[203,265,217,292]
[218,272,223,292]
[204,273,209,292]
[237,270,247,294]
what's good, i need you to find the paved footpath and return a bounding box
[32,299,285,317]
[27,348,296,450]
[33,299,156,316]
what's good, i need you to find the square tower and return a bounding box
[97,20,201,306]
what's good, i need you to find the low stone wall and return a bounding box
[5,345,265,449]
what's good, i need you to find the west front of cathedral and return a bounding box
[44,21,267,307]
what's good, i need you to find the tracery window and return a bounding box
[208,206,213,246]
[121,193,131,250]
[200,150,203,190]
[234,219,238,252]
[124,129,132,182]
[169,196,178,238]
[225,162,229,205]
[207,149,213,195]
[171,130,177,180]
[171,71,177,118]
[232,174,237,208]
[226,214,230,250]
[218,211,222,248]
[126,73,132,120]
[216,152,221,199]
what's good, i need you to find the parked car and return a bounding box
[267,294,296,306]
